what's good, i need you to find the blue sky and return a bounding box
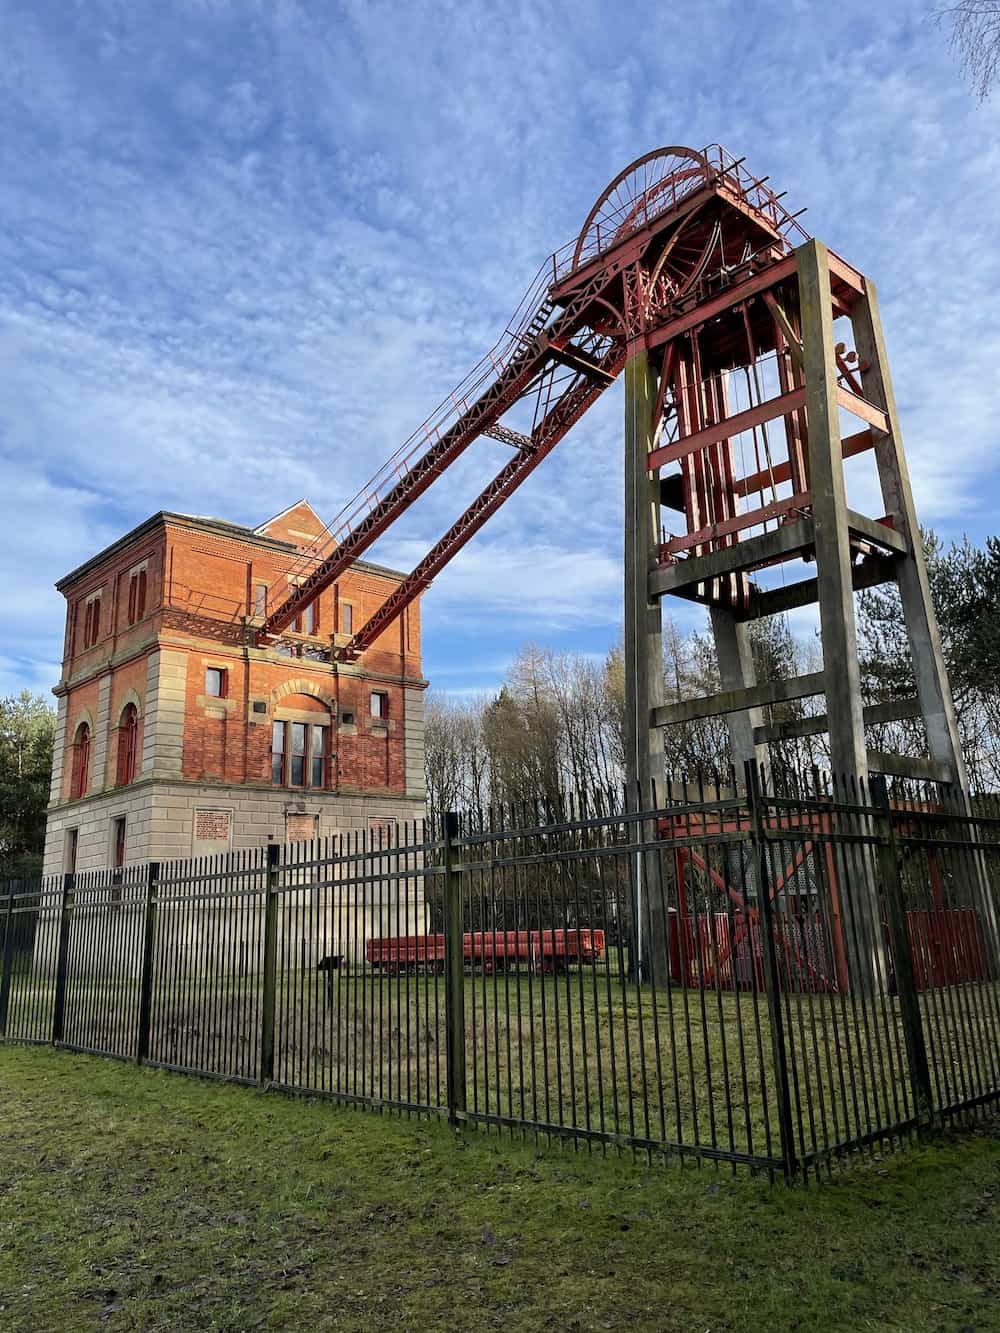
[2,0,998,701]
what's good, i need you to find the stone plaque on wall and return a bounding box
[192,808,233,857]
[368,817,397,843]
[286,812,318,844]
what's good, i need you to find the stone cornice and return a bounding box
[48,772,422,813]
[55,627,428,697]
[53,634,158,697]
[56,510,408,592]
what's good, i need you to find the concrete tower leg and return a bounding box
[709,607,766,782]
[624,348,669,984]
[797,240,869,781]
[852,283,999,968]
[850,284,966,784]
[797,238,882,990]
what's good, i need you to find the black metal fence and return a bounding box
[2,765,999,1181]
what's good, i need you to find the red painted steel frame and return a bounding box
[257,143,817,657]
[662,807,843,991]
[662,806,986,994]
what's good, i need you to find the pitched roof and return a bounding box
[253,499,327,549]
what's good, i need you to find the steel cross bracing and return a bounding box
[337,345,629,660]
[257,144,809,659]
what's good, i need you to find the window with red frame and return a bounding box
[126,568,147,625]
[71,723,91,799]
[117,703,138,785]
[205,667,227,698]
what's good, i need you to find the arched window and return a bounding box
[71,723,91,799]
[117,704,138,786]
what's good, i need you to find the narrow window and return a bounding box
[254,583,267,617]
[117,703,138,785]
[127,568,147,625]
[271,720,285,785]
[65,828,78,874]
[112,816,127,868]
[302,599,319,635]
[72,723,91,799]
[370,690,387,720]
[341,602,353,635]
[205,667,226,698]
[83,596,101,649]
[311,724,328,788]
[290,722,307,786]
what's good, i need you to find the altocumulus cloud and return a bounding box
[1,0,998,698]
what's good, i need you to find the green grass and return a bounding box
[7,967,1000,1170]
[1,1046,1000,1331]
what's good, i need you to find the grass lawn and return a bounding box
[13,966,999,1171]
[1,1047,999,1331]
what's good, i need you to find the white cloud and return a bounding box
[2,0,999,700]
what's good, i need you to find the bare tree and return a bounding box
[425,534,1000,810]
[424,693,491,815]
[940,2,1000,98]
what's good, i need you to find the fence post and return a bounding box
[51,872,74,1045]
[0,883,15,1038]
[442,811,467,1126]
[870,774,934,1127]
[746,761,798,1183]
[259,843,280,1086]
[136,862,160,1064]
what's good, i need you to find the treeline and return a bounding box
[0,692,56,878]
[426,531,1000,809]
[857,532,1000,789]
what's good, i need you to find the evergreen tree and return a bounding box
[0,692,56,878]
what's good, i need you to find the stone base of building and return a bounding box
[42,778,428,875]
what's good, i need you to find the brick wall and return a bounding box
[45,506,428,874]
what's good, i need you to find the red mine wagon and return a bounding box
[366,934,446,974]
[471,929,606,973]
[366,929,606,975]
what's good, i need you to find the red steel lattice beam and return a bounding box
[338,345,628,660]
[258,143,814,651]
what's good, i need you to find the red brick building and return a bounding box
[42,501,427,873]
